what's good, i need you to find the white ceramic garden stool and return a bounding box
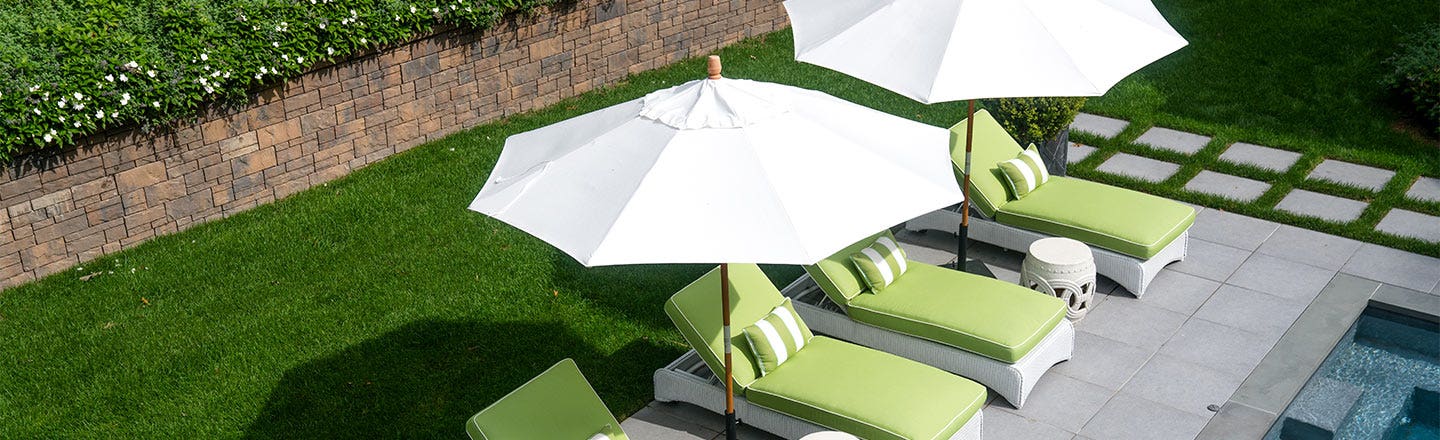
[1020,237,1097,321]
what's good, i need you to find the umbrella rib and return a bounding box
[922,3,969,104]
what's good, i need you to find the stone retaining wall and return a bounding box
[0,0,788,287]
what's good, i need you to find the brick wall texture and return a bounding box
[0,0,788,288]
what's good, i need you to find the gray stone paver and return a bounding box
[1096,153,1180,182]
[1375,208,1440,243]
[1306,159,1396,192]
[1081,393,1211,440]
[1070,113,1130,138]
[1341,243,1440,292]
[1407,176,1440,203]
[1135,127,1212,154]
[1255,225,1363,271]
[1122,354,1246,416]
[1275,189,1368,223]
[642,205,1440,440]
[1184,171,1271,202]
[1189,209,1279,251]
[1067,142,1098,164]
[1218,142,1302,172]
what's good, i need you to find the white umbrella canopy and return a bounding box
[785,0,1189,103]
[470,65,963,267]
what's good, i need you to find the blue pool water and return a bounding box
[1266,306,1440,440]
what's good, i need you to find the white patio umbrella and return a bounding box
[469,57,962,440]
[784,0,1187,265]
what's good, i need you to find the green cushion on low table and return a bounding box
[995,176,1196,259]
[846,262,1067,363]
[746,337,986,440]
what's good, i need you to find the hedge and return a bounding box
[1384,23,1440,136]
[0,0,564,161]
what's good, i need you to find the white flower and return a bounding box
[211,70,221,77]
[199,77,208,85]
[110,112,117,118]
[259,67,268,74]
[394,15,400,21]
[119,74,128,82]
[59,116,65,122]
[32,108,40,115]
[319,23,326,29]
[297,57,305,64]
[57,100,66,108]
[105,74,115,82]
[272,42,279,48]
[327,47,334,55]
[450,4,456,10]
[29,85,40,92]
[125,61,138,69]
[282,54,290,61]
[147,70,156,78]
[152,101,160,107]
[95,109,104,118]
[204,65,211,71]
[200,53,209,61]
[431,7,439,13]
[359,38,367,45]
[350,9,357,16]
[255,73,263,80]
[252,25,259,31]
[275,25,283,31]
[74,103,85,110]
[43,133,52,143]
[74,121,82,127]
[223,71,230,79]
[410,5,416,13]
[73,92,83,100]
[205,86,215,94]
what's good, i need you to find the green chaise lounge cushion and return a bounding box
[952,109,1195,259]
[465,358,628,440]
[846,262,1067,363]
[665,264,986,440]
[995,176,1196,259]
[747,337,986,440]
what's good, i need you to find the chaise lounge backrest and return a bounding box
[802,230,894,308]
[466,358,628,440]
[664,264,786,392]
[951,109,1026,218]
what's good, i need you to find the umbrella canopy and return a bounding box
[470,69,963,267]
[785,0,1188,103]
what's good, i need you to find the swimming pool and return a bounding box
[1265,305,1440,440]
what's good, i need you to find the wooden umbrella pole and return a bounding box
[710,55,738,440]
[958,99,975,271]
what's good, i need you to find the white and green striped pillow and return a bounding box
[849,236,908,292]
[997,144,1050,199]
[741,299,815,376]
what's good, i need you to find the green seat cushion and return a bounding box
[747,337,985,440]
[466,359,628,440]
[995,176,1196,259]
[665,264,790,391]
[848,263,1067,363]
[950,109,1028,217]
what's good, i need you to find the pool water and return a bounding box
[1266,306,1440,440]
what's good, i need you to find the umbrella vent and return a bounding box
[639,78,791,130]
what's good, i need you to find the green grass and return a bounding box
[5,2,1440,437]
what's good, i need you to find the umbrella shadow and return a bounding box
[241,319,670,439]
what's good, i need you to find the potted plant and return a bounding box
[979,97,1087,175]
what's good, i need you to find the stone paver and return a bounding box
[1225,253,1337,303]
[984,409,1074,439]
[1070,113,1130,138]
[1122,354,1246,416]
[1275,189,1368,223]
[1306,159,1396,192]
[1096,153,1181,182]
[1067,142,1099,164]
[1194,285,1309,340]
[1218,142,1302,172]
[1081,393,1210,440]
[1160,318,1276,377]
[1376,208,1440,243]
[1171,239,1251,282]
[1341,243,1440,292]
[1002,374,1112,432]
[1078,298,1188,350]
[1189,209,1279,251]
[1052,331,1152,391]
[1406,176,1440,203]
[1135,127,1212,154]
[1140,270,1222,315]
[1255,225,1363,271]
[1184,171,1270,202]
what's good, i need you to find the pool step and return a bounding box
[1280,377,1364,439]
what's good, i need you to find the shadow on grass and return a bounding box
[241,319,671,439]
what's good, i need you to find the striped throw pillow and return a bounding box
[997,144,1050,199]
[742,298,815,376]
[849,236,909,292]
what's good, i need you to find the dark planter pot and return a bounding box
[1037,128,1070,176]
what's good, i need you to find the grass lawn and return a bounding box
[3,2,1439,438]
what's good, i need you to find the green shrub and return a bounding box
[1384,23,1440,136]
[979,96,1087,146]
[0,0,563,161]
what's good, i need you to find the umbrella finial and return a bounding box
[707,55,722,80]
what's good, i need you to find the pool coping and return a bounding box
[1196,274,1440,439]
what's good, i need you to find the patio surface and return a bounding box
[618,204,1440,439]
